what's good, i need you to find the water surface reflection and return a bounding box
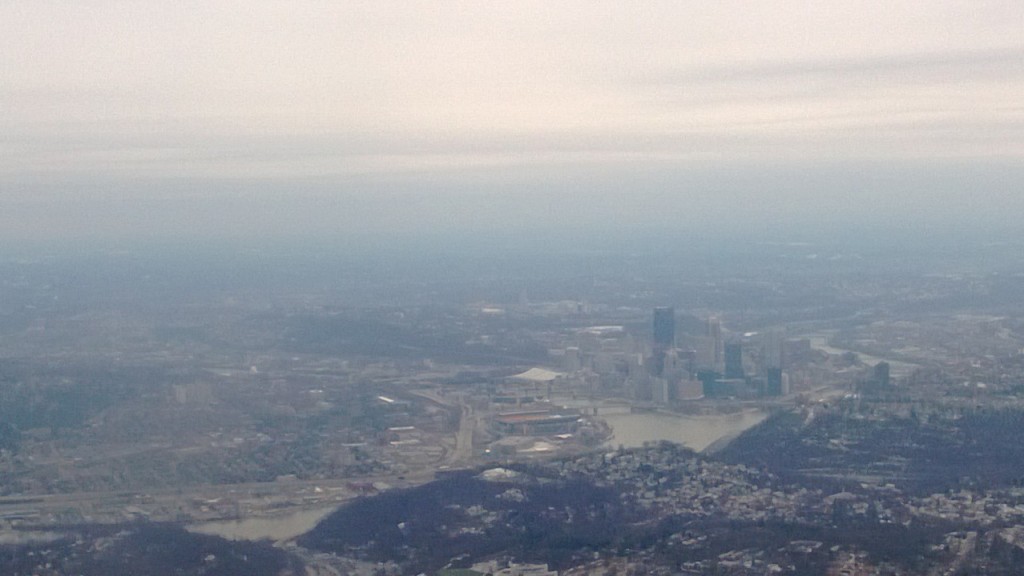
[602,410,767,451]
[190,506,337,542]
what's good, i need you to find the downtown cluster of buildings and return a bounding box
[547,307,813,407]
[650,306,789,402]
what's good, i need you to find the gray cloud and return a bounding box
[634,47,1024,84]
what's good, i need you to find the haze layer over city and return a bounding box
[1,2,1023,575]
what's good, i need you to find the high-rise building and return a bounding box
[874,362,891,388]
[653,307,675,349]
[653,377,671,405]
[724,341,744,379]
[763,328,784,370]
[563,347,581,372]
[662,348,682,380]
[697,369,721,398]
[706,316,723,370]
[766,367,783,396]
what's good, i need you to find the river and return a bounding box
[806,335,918,377]
[189,506,337,542]
[601,410,767,452]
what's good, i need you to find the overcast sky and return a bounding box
[2,1,1022,243]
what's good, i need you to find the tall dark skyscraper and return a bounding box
[653,307,675,349]
[874,361,891,388]
[706,316,723,370]
[766,367,783,396]
[763,328,784,370]
[724,341,744,379]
